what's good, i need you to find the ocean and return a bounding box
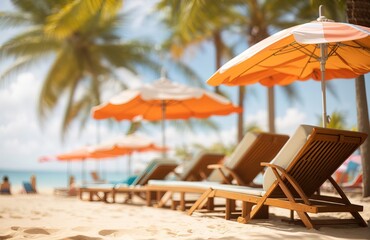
[0,169,128,189]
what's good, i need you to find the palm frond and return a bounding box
[45,0,122,39]
[0,12,33,28]
[61,85,95,139]
[38,48,82,118]
[0,28,60,59]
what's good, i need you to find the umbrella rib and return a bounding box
[137,99,181,120]
[236,44,294,79]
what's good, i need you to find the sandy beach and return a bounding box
[0,188,369,240]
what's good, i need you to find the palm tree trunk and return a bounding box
[268,87,276,133]
[237,86,245,142]
[355,75,370,197]
[213,31,222,95]
[214,31,245,143]
[347,0,370,197]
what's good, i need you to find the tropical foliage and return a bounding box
[0,0,158,138]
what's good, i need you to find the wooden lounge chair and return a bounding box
[178,152,225,181]
[79,159,178,202]
[188,125,368,229]
[146,132,289,210]
[90,171,106,184]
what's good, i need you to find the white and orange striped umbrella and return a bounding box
[208,20,370,87]
[92,77,241,149]
[208,6,370,127]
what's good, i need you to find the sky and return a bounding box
[0,0,369,173]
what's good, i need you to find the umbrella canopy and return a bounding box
[92,133,167,175]
[56,147,119,160]
[207,6,370,127]
[56,146,121,184]
[92,77,241,149]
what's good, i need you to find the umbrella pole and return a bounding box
[161,100,166,158]
[67,160,71,188]
[320,43,328,128]
[128,154,132,176]
[81,159,86,185]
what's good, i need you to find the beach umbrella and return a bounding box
[56,146,119,184]
[207,5,370,127]
[92,77,242,153]
[92,133,167,175]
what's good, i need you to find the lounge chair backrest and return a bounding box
[23,182,36,193]
[133,159,178,186]
[231,132,290,185]
[130,159,160,186]
[263,125,313,191]
[180,152,225,181]
[207,132,258,182]
[263,125,367,197]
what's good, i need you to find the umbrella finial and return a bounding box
[319,5,324,18]
[317,5,333,22]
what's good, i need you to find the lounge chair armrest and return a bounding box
[207,164,223,169]
[208,164,246,186]
[261,162,287,174]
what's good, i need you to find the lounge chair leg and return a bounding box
[351,212,368,227]
[188,189,214,216]
[225,199,236,220]
[172,200,178,210]
[146,191,152,206]
[238,202,253,223]
[180,192,186,211]
[295,211,315,229]
[155,191,172,208]
[225,199,231,220]
[207,197,214,211]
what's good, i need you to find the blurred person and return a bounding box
[0,176,11,194]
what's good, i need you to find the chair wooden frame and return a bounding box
[79,161,178,203]
[146,132,289,210]
[188,127,368,229]
[179,152,225,181]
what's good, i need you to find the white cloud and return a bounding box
[276,108,308,135]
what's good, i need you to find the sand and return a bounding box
[0,189,369,240]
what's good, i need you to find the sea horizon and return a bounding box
[0,168,129,190]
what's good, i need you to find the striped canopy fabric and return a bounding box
[92,77,241,121]
[207,20,370,87]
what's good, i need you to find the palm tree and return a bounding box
[0,0,158,139]
[346,0,370,197]
[155,0,247,142]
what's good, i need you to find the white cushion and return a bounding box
[132,159,177,185]
[207,132,258,182]
[211,184,265,196]
[148,180,222,189]
[262,125,315,191]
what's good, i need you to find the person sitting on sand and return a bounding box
[0,176,11,194]
[30,174,37,193]
[68,176,78,196]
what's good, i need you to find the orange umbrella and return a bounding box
[92,77,241,150]
[92,133,167,175]
[207,6,370,127]
[56,146,120,183]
